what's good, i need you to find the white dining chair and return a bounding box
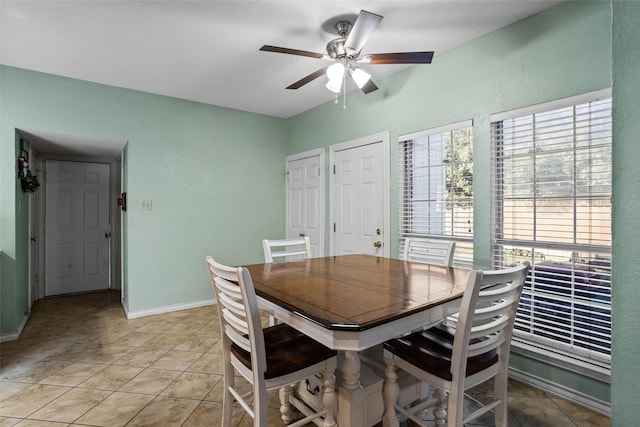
[262,237,312,325]
[206,256,337,427]
[382,261,530,427]
[263,236,312,263]
[402,237,456,266]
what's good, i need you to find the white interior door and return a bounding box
[330,132,390,256]
[45,160,111,296]
[286,149,324,257]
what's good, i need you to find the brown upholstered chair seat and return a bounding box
[383,324,498,381]
[231,323,337,379]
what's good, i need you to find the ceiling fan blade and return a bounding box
[260,45,325,59]
[345,10,383,54]
[360,79,378,94]
[365,51,434,65]
[286,67,329,90]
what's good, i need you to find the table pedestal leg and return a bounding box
[433,388,447,426]
[322,370,337,427]
[279,384,296,424]
[382,352,400,427]
[339,350,364,427]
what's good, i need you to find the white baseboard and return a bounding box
[509,366,611,417]
[0,311,31,343]
[124,298,216,319]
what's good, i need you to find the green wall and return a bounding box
[286,0,613,406]
[2,0,637,420]
[0,66,287,322]
[611,1,640,425]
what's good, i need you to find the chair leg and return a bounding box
[432,388,448,426]
[494,372,509,427]
[254,383,268,427]
[279,384,296,424]
[321,370,337,427]
[222,375,233,427]
[382,353,400,427]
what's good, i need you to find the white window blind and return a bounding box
[490,91,612,375]
[399,121,473,267]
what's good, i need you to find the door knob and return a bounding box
[373,241,382,248]
[103,232,111,238]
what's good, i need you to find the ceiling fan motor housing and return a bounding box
[327,20,359,60]
[326,38,347,60]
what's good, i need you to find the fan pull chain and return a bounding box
[342,72,347,109]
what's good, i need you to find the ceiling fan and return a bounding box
[260,10,434,95]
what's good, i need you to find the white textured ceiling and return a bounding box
[1,1,563,119]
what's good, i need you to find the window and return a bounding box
[491,90,612,377]
[399,121,473,267]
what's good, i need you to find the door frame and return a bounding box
[329,131,391,257]
[28,149,43,308]
[33,154,122,299]
[285,148,325,257]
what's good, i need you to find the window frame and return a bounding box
[490,89,612,381]
[398,120,474,267]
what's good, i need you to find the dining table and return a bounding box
[245,254,472,427]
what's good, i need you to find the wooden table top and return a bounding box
[245,254,471,332]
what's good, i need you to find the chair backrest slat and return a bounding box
[215,276,242,297]
[222,307,249,335]
[219,293,245,317]
[478,280,521,302]
[469,316,509,340]
[467,334,505,357]
[402,238,456,266]
[263,237,312,263]
[472,299,511,321]
[225,324,251,352]
[271,249,308,258]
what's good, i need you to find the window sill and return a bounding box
[511,338,611,383]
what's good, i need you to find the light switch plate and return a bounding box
[141,199,152,210]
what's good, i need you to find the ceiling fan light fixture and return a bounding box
[326,63,345,81]
[350,68,371,88]
[326,62,345,93]
[326,78,343,93]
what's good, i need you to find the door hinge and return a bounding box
[333,165,336,174]
[333,223,336,232]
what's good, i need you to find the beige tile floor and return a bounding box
[0,290,610,427]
